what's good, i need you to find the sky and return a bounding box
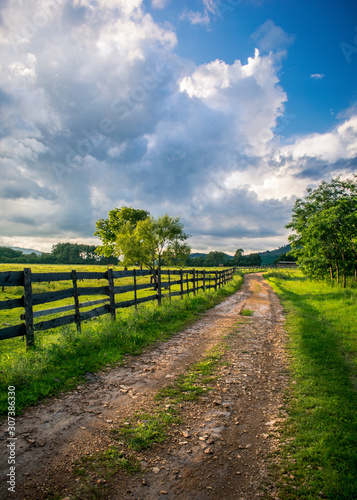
[0,0,356,255]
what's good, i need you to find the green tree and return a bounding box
[205,251,231,267]
[94,206,150,258]
[111,214,190,270]
[237,253,261,266]
[286,176,357,286]
[234,248,244,260]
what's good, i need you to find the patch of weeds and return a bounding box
[224,330,238,339]
[113,407,180,451]
[241,308,254,316]
[75,446,141,477]
[157,346,225,403]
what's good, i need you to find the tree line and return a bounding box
[188,250,262,267]
[0,243,118,265]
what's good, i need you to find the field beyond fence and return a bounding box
[0,267,236,349]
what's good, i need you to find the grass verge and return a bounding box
[264,270,357,500]
[0,274,243,417]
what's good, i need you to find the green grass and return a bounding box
[74,446,141,477]
[0,274,243,417]
[241,308,254,316]
[264,270,357,499]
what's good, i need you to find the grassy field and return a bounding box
[264,270,357,500]
[0,265,242,417]
[0,263,231,327]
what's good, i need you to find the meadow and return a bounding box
[0,263,243,417]
[264,270,357,499]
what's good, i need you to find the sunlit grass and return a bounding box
[264,270,357,499]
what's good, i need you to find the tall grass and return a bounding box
[264,270,357,499]
[0,274,243,417]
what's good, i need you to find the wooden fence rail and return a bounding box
[0,267,236,349]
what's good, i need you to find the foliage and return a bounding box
[286,176,357,287]
[0,244,118,265]
[205,251,232,267]
[95,207,190,269]
[187,249,262,267]
[94,206,150,258]
[234,252,262,266]
[114,214,190,270]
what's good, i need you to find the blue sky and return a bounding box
[0,0,356,254]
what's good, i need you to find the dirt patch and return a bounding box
[1,274,289,499]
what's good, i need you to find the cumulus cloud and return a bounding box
[0,1,356,254]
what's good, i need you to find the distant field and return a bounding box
[0,263,231,347]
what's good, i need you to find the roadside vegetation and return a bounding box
[264,269,357,499]
[0,273,243,417]
[287,175,357,288]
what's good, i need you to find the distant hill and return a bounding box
[189,252,233,260]
[189,252,208,259]
[10,246,42,256]
[259,244,292,265]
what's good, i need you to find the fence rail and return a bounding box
[0,267,236,348]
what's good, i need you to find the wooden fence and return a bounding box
[0,267,236,348]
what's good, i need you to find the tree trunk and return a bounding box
[329,262,333,281]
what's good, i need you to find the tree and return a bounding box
[94,206,150,258]
[205,251,231,267]
[286,176,357,286]
[239,253,262,266]
[99,212,190,270]
[234,248,244,261]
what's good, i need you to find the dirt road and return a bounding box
[1,273,289,499]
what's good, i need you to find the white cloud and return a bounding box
[180,9,211,26]
[151,0,169,8]
[280,115,357,163]
[179,49,287,154]
[251,20,295,59]
[310,73,325,79]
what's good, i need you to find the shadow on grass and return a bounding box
[270,278,357,499]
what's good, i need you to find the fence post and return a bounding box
[133,269,138,311]
[180,269,184,299]
[156,268,162,305]
[186,270,190,296]
[71,270,81,333]
[214,271,218,291]
[107,268,116,320]
[203,269,206,292]
[23,268,34,349]
[192,268,196,295]
[168,269,171,301]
